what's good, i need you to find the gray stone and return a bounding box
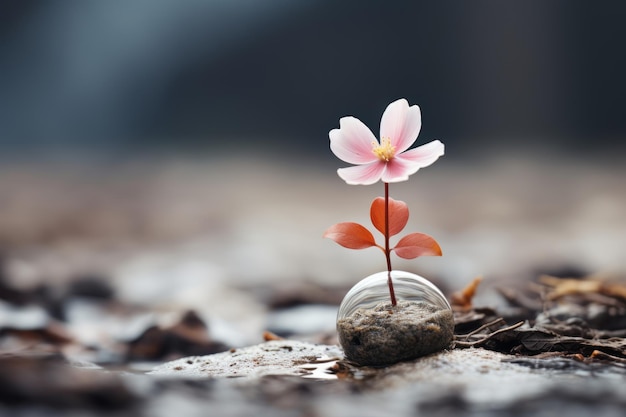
[336,300,454,366]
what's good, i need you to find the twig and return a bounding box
[455,321,525,348]
[457,317,506,341]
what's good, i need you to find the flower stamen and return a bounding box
[372,137,396,162]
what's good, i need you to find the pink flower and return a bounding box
[329,98,444,185]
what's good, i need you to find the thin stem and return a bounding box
[384,182,397,306]
[384,183,392,272]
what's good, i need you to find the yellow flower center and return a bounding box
[372,137,396,161]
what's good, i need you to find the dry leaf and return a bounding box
[451,276,483,310]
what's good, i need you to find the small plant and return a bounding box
[323,98,444,306]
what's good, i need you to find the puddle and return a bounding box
[299,355,340,380]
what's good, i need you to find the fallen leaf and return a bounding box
[451,276,483,310]
[518,329,560,351]
[263,331,284,341]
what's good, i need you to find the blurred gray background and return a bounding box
[1,0,625,159]
[0,0,625,350]
[0,1,625,302]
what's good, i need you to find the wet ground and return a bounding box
[0,151,625,415]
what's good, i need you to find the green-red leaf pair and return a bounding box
[323,197,442,259]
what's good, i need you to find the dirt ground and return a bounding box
[1,150,625,416]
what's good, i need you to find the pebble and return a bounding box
[336,300,454,366]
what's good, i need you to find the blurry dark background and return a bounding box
[0,1,625,367]
[1,0,625,159]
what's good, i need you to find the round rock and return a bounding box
[336,300,454,366]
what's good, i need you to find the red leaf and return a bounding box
[370,197,409,237]
[323,222,378,249]
[393,233,442,259]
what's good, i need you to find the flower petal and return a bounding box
[398,140,445,168]
[329,117,378,165]
[380,99,422,154]
[337,161,385,185]
[380,158,421,183]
